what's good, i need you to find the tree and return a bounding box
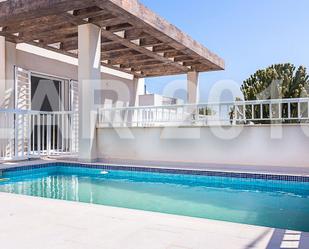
[241,63,309,100]
[240,64,309,123]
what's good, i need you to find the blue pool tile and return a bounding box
[2,161,309,183]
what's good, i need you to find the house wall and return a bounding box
[139,94,161,106]
[97,125,309,169]
[139,94,183,106]
[0,42,17,108]
[16,50,138,107]
[1,41,142,108]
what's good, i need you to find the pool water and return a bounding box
[1,166,309,232]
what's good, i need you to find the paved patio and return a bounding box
[0,192,308,249]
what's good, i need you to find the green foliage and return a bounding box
[241,63,309,100]
[235,64,309,124]
[199,107,215,116]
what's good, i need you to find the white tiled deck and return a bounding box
[0,192,308,249]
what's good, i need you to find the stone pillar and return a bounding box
[187,71,199,104]
[78,24,101,162]
[133,77,145,106]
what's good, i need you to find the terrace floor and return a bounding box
[0,192,309,249]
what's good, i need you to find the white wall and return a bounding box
[0,42,143,107]
[1,42,17,108]
[139,94,161,106]
[97,125,309,168]
[139,94,183,106]
[16,49,139,107]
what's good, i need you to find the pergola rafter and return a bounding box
[0,0,224,77]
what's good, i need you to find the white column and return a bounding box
[78,24,101,162]
[133,77,145,106]
[0,38,16,108]
[0,36,5,107]
[187,71,199,104]
[5,41,17,109]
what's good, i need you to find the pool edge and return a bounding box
[1,160,309,183]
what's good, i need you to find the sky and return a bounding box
[140,0,309,102]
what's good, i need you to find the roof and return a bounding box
[0,0,225,78]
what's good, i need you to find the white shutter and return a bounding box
[15,66,31,110]
[14,66,32,159]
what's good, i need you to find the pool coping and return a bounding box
[1,159,309,182]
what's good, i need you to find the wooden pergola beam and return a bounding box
[21,25,77,43]
[92,17,126,28]
[101,61,142,77]
[101,47,132,54]
[102,53,149,63]
[139,66,184,77]
[120,59,162,68]
[62,37,120,51]
[41,33,77,46]
[107,56,155,66]
[3,15,61,33]
[0,0,90,26]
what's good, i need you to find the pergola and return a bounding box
[0,0,224,78]
[0,0,225,161]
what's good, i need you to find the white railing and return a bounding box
[97,98,309,127]
[0,109,78,161]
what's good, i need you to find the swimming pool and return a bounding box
[1,163,309,232]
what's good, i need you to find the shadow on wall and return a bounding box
[245,229,309,249]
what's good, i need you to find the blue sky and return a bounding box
[140,0,309,101]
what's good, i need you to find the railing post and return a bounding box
[27,112,31,158]
[297,101,301,121]
[37,114,41,157]
[47,114,51,156]
[21,114,25,158]
[243,103,246,123]
[307,101,309,119]
[252,104,255,120]
[69,113,72,153]
[14,112,18,159]
[52,113,56,153]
